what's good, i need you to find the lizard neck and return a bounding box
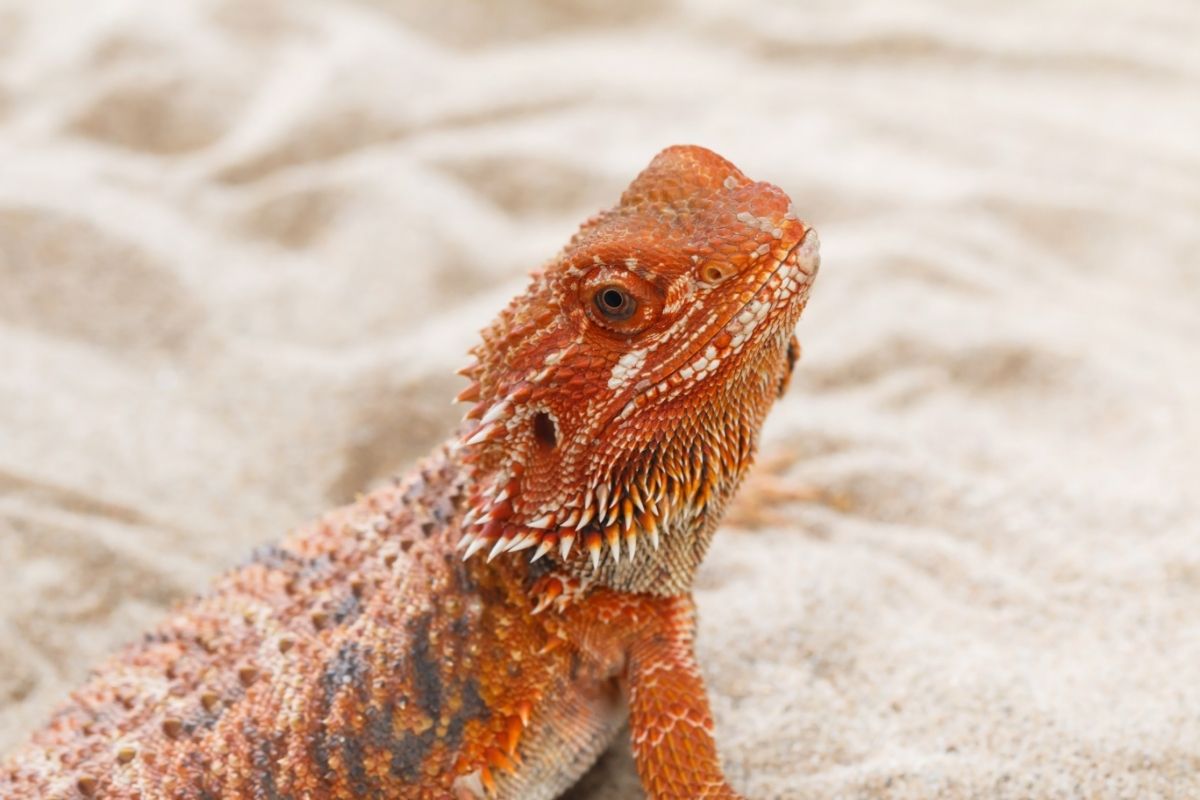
[451,399,760,597]
[553,489,725,596]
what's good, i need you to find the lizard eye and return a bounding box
[578,266,661,335]
[594,286,637,321]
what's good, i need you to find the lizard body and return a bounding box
[1,145,820,799]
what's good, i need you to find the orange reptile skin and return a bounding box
[0,145,820,799]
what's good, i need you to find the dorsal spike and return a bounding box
[455,382,481,404]
[480,400,512,426]
[464,423,501,446]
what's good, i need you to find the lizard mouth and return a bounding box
[710,224,819,352]
[668,225,818,383]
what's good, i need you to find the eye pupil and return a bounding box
[594,286,636,321]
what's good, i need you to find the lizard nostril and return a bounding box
[532,412,558,450]
[701,263,733,284]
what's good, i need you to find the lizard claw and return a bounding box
[530,577,563,614]
[504,715,523,756]
[487,747,517,775]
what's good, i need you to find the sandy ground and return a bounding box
[2,1,1200,797]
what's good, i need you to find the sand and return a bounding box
[2,1,1200,797]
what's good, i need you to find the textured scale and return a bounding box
[0,145,820,799]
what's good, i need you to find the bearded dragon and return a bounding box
[0,145,820,799]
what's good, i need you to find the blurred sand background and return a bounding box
[2,1,1200,797]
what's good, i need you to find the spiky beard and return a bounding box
[454,325,790,596]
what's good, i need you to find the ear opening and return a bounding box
[533,411,558,450]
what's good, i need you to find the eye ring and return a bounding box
[594,286,637,321]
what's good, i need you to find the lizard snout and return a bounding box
[792,226,820,282]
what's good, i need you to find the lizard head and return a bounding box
[456,145,820,594]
